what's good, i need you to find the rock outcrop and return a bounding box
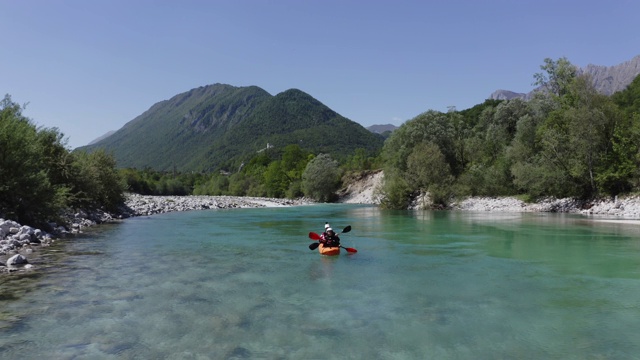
[337,170,384,204]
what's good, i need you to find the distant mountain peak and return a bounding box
[489,89,529,101]
[490,54,640,101]
[367,124,398,134]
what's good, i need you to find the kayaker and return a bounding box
[321,227,341,248]
[321,222,330,238]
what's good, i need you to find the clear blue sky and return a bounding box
[2,0,639,149]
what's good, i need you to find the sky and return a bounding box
[2,0,639,149]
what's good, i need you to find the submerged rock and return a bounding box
[7,254,28,267]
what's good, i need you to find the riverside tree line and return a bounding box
[381,58,640,208]
[2,57,640,227]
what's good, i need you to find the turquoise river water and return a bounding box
[1,204,640,359]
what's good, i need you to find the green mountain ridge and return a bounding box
[78,84,384,172]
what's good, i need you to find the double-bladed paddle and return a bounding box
[308,226,357,253]
[308,225,351,241]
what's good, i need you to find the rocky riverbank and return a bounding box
[0,194,311,274]
[337,170,640,219]
[121,194,309,217]
[449,195,640,218]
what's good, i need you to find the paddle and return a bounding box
[341,245,358,253]
[308,225,351,241]
[308,226,356,253]
[309,242,356,252]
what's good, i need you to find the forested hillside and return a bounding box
[78,84,384,172]
[380,57,640,209]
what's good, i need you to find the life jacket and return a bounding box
[321,233,341,247]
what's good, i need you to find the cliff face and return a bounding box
[490,55,640,100]
[337,170,384,204]
[582,55,640,95]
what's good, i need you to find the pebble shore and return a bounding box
[0,194,310,273]
[122,194,309,217]
[450,195,640,218]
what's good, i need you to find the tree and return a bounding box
[0,95,70,225]
[511,69,627,198]
[406,142,454,205]
[382,110,457,174]
[379,169,411,209]
[281,144,309,177]
[301,154,341,202]
[596,113,640,195]
[533,57,578,97]
[72,149,126,211]
[264,161,288,198]
[612,74,640,118]
[0,94,126,226]
[406,142,452,190]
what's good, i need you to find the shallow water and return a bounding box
[1,205,640,359]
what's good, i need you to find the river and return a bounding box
[1,204,639,359]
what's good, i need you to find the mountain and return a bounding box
[77,84,384,172]
[88,130,116,145]
[367,124,398,134]
[489,89,529,101]
[490,54,640,100]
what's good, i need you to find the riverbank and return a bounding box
[0,194,311,274]
[449,195,640,219]
[338,169,640,219]
[122,194,310,216]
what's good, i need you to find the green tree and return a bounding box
[301,154,340,202]
[595,115,640,195]
[228,172,250,196]
[406,142,454,206]
[281,144,309,178]
[344,147,377,171]
[379,169,411,209]
[264,160,288,198]
[612,74,640,118]
[72,149,126,211]
[0,96,65,225]
[380,110,460,208]
[1,94,126,226]
[533,57,578,97]
[511,69,626,198]
[382,110,457,174]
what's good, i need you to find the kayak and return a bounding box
[318,243,340,256]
